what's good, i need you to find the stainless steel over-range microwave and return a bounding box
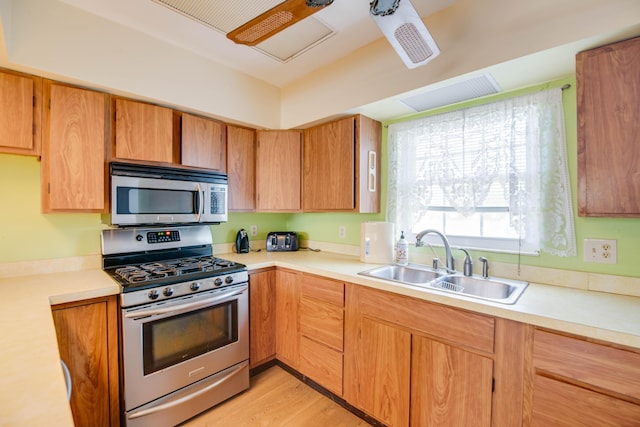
[109,162,227,227]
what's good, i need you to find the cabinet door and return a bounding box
[0,69,42,156]
[181,113,226,171]
[411,335,493,426]
[42,82,108,212]
[52,296,119,427]
[114,98,175,163]
[227,125,256,211]
[577,36,640,216]
[275,269,300,367]
[303,117,355,211]
[346,315,411,427]
[249,269,276,368]
[356,114,382,213]
[256,130,301,212]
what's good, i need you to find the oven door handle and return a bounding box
[127,361,248,420]
[124,288,246,319]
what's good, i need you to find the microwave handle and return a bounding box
[194,183,202,222]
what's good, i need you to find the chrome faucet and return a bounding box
[415,229,455,273]
[456,248,473,277]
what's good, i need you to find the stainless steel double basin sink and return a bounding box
[358,263,528,305]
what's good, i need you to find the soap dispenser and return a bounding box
[396,231,409,265]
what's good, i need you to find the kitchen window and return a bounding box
[387,87,576,256]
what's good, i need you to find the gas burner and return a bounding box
[213,259,234,268]
[115,267,151,283]
[140,262,167,271]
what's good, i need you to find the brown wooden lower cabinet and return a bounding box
[249,269,277,368]
[345,284,496,427]
[51,295,119,427]
[297,273,345,396]
[275,269,300,368]
[249,268,640,427]
[411,335,493,426]
[299,335,343,395]
[346,313,411,427]
[524,328,640,426]
[530,375,640,426]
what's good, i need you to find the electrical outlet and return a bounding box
[250,225,257,237]
[339,226,346,239]
[583,239,617,264]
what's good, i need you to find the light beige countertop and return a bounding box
[1,250,639,426]
[0,268,119,427]
[222,250,640,349]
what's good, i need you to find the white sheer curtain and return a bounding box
[387,87,576,256]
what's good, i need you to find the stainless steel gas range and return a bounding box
[101,225,249,427]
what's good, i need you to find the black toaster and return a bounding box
[266,232,299,252]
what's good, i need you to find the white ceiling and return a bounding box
[11,0,640,127]
[56,0,457,88]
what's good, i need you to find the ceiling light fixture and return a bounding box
[370,0,441,69]
[306,0,334,6]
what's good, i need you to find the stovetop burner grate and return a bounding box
[109,255,242,287]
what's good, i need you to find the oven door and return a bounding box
[111,174,208,226]
[121,283,249,411]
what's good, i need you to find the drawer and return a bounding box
[299,336,343,396]
[533,329,640,401]
[299,296,343,351]
[301,275,344,306]
[531,375,640,426]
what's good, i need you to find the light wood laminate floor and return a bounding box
[181,366,371,426]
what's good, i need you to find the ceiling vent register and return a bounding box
[399,74,502,112]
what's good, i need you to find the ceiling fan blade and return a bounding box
[227,0,332,46]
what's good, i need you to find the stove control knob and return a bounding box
[148,289,160,300]
[225,275,234,285]
[214,277,223,287]
[190,282,201,291]
[163,287,174,297]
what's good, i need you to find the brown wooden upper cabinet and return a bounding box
[577,36,640,217]
[227,125,256,212]
[0,68,42,156]
[256,130,302,212]
[303,115,381,212]
[41,81,109,212]
[180,112,226,171]
[113,98,176,164]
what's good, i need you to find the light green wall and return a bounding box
[1,76,639,279]
[0,154,104,262]
[0,154,288,262]
[286,76,640,278]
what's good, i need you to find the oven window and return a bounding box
[142,300,238,375]
[117,187,196,214]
